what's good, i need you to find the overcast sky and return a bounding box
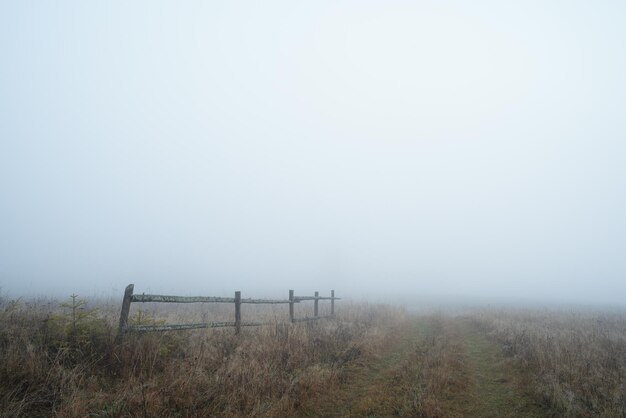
[1,1,625,304]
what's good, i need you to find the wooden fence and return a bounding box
[116,284,339,342]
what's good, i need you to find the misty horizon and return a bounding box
[2,1,626,306]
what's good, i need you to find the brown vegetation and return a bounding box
[0,294,404,417]
[470,309,626,417]
[1,293,624,417]
[408,315,471,417]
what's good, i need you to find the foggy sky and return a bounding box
[1,1,625,304]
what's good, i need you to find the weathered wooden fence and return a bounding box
[116,284,339,342]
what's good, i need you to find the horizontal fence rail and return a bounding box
[131,294,293,304]
[116,284,340,342]
[125,321,267,333]
[292,317,325,323]
[293,296,335,302]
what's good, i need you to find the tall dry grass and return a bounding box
[471,308,626,417]
[0,294,405,417]
[409,315,470,417]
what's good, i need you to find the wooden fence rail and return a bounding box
[116,284,340,342]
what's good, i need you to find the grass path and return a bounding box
[453,320,544,417]
[300,316,545,417]
[300,320,426,417]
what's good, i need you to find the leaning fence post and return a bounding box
[289,289,294,323]
[331,290,335,316]
[235,291,241,335]
[314,291,319,317]
[115,284,134,343]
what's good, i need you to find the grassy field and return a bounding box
[0,294,624,417]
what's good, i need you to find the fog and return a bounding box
[1,1,625,305]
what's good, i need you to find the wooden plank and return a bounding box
[131,294,293,304]
[115,284,134,343]
[132,294,235,303]
[124,321,266,332]
[125,316,336,331]
[293,296,339,301]
[240,298,292,304]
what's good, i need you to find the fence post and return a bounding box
[235,291,241,335]
[289,289,294,323]
[314,291,319,317]
[331,290,335,316]
[115,284,134,343]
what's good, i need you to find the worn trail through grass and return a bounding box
[453,320,545,418]
[302,316,545,417]
[302,320,426,417]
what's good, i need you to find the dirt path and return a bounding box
[300,316,544,417]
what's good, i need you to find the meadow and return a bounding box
[470,308,626,416]
[0,293,624,417]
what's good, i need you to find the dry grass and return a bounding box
[2,294,624,417]
[0,294,405,417]
[295,314,470,417]
[470,308,626,417]
[408,315,470,418]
